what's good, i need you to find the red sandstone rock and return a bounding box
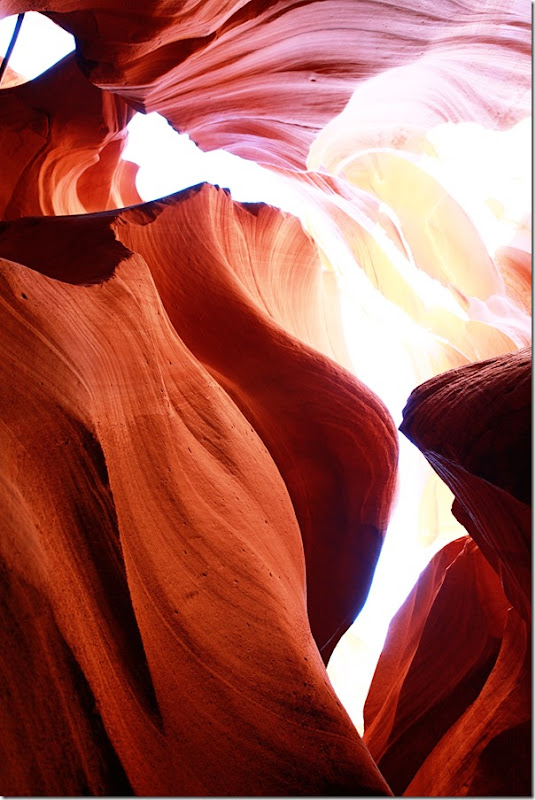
[0,184,399,662]
[0,54,140,219]
[0,191,396,794]
[363,537,530,796]
[119,186,399,660]
[363,349,531,795]
[400,348,531,622]
[407,607,530,797]
[0,1,530,169]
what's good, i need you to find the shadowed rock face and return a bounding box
[363,537,531,796]
[0,55,140,218]
[364,349,531,795]
[400,349,531,622]
[0,0,531,796]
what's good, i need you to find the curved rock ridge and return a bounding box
[400,347,531,622]
[363,536,530,796]
[0,227,394,795]
[0,54,140,219]
[116,185,399,660]
[308,44,531,166]
[0,183,399,663]
[0,0,530,170]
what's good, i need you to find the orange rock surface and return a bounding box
[0,185,398,660]
[364,537,530,796]
[0,0,531,796]
[0,54,139,218]
[0,191,396,794]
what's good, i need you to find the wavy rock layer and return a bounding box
[117,185,399,660]
[364,537,530,796]
[400,348,531,622]
[0,187,397,795]
[0,54,139,218]
[365,349,532,795]
[0,183,398,662]
[1,1,530,169]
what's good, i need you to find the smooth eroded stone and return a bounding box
[1,0,530,169]
[400,348,531,621]
[0,54,139,219]
[364,537,530,796]
[0,187,398,795]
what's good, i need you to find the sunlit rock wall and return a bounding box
[0,0,531,796]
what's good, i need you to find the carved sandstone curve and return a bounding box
[0,54,140,220]
[0,183,399,663]
[1,1,530,170]
[363,536,530,796]
[0,231,393,795]
[400,347,531,622]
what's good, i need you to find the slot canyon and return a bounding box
[0,1,531,796]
